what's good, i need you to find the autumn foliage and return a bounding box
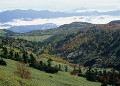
[40,54,70,65]
[98,70,120,85]
[70,71,79,75]
[14,61,31,80]
[98,76,109,83]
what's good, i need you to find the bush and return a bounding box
[14,62,31,80]
[0,59,7,66]
[44,67,59,73]
[70,71,79,75]
[85,67,97,81]
[39,64,47,71]
[0,69,33,86]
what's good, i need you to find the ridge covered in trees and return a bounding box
[43,20,120,70]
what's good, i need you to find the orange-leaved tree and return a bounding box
[14,61,31,80]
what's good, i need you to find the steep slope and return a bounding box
[43,20,120,70]
[43,22,95,43]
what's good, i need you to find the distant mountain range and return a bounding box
[0,9,120,23]
[0,9,80,22]
[1,9,120,33]
[7,23,58,33]
[0,21,95,36]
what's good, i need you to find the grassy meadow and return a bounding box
[0,59,102,86]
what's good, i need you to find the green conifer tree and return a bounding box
[2,47,8,58]
[65,65,68,72]
[15,52,20,61]
[22,50,28,63]
[9,50,14,59]
[29,53,36,68]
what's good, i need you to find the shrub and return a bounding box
[0,69,33,86]
[39,64,47,71]
[36,60,59,73]
[85,66,97,81]
[98,76,104,83]
[0,59,7,66]
[47,59,52,67]
[70,71,79,75]
[14,61,31,80]
[44,67,59,73]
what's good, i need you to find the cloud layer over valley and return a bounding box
[0,15,120,29]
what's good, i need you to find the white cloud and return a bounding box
[0,15,120,29]
[0,15,119,28]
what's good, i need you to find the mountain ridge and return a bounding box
[7,23,58,33]
[1,9,120,23]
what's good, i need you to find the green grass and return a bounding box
[0,59,102,86]
[11,35,51,42]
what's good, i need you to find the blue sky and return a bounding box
[0,0,120,11]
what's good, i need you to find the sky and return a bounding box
[0,0,120,12]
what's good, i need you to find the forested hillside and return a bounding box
[43,20,120,70]
[2,20,120,70]
[20,22,95,36]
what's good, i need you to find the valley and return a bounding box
[1,0,120,85]
[1,20,120,86]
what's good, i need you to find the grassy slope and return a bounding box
[5,47,83,73]
[0,59,101,86]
